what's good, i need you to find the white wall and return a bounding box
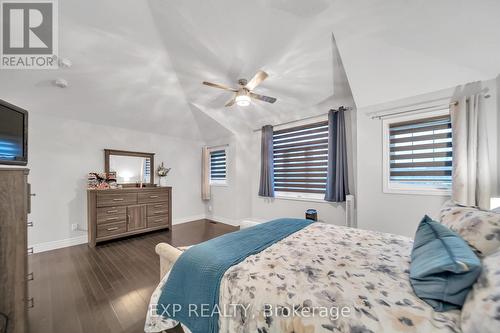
[204,134,254,225]
[25,113,206,249]
[356,78,499,237]
[203,136,238,225]
[206,130,348,227]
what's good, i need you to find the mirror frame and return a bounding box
[104,149,155,186]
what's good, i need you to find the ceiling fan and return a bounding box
[202,70,277,107]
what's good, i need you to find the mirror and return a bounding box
[104,149,155,186]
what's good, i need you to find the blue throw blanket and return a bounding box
[157,218,313,333]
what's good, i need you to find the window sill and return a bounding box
[273,193,328,203]
[210,182,228,187]
[383,187,451,197]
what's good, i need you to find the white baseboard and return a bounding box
[31,235,88,253]
[173,214,206,225]
[30,214,238,253]
[207,215,241,227]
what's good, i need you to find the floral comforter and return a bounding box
[145,223,461,333]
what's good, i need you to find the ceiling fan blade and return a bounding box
[245,70,268,90]
[225,97,236,107]
[249,92,277,104]
[202,81,237,92]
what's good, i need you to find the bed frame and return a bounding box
[155,243,182,279]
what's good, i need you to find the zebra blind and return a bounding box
[389,114,452,188]
[144,158,151,181]
[273,121,329,194]
[210,149,226,182]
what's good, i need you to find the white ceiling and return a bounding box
[1,0,499,140]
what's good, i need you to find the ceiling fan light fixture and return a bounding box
[235,94,251,107]
[202,70,276,107]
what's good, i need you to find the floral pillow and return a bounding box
[440,200,500,257]
[460,250,500,333]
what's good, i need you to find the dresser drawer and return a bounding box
[97,193,137,207]
[147,203,169,217]
[96,206,127,225]
[138,191,169,204]
[147,215,169,227]
[97,221,127,238]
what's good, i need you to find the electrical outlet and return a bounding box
[208,205,213,212]
[71,223,78,231]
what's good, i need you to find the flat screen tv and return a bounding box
[0,100,28,166]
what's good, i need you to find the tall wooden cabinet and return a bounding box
[87,187,172,247]
[0,168,32,333]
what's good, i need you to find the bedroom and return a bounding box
[0,0,499,332]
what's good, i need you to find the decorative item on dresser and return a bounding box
[0,168,34,333]
[87,187,172,247]
[156,162,171,187]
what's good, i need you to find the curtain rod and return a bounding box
[252,106,353,132]
[369,93,490,120]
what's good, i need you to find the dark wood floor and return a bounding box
[27,220,238,333]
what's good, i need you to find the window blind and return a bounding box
[389,114,452,188]
[210,149,226,181]
[273,121,329,194]
[144,159,151,180]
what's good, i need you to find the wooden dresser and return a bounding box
[87,187,172,247]
[0,168,32,333]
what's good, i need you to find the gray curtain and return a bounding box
[258,125,275,197]
[451,95,490,208]
[325,109,350,202]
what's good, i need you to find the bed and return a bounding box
[144,222,462,333]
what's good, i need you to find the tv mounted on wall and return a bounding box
[0,99,28,166]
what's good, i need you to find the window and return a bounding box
[383,109,452,195]
[210,149,227,185]
[144,158,151,182]
[273,121,329,198]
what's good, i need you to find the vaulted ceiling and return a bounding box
[1,0,499,141]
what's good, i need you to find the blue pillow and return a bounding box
[410,215,481,312]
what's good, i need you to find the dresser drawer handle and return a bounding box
[106,227,119,231]
[27,272,34,281]
[27,221,34,227]
[153,211,167,215]
[106,217,119,221]
[154,219,164,223]
[27,297,34,308]
[154,205,163,208]
[106,210,118,213]
[27,247,34,255]
[149,195,159,198]
[113,198,124,201]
